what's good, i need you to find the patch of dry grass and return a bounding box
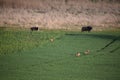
[0,0,120,30]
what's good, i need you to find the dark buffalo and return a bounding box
[30,27,38,31]
[81,26,92,32]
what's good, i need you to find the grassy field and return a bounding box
[0,28,120,80]
[0,27,64,55]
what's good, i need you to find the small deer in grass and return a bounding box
[84,50,90,55]
[76,52,81,57]
[50,38,54,42]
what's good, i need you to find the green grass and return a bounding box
[0,27,64,55]
[0,27,120,80]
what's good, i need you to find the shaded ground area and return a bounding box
[66,33,120,52]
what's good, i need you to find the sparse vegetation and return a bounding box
[0,0,120,30]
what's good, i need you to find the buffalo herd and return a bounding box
[30,26,93,32]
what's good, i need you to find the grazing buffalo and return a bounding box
[30,27,38,31]
[81,26,92,32]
